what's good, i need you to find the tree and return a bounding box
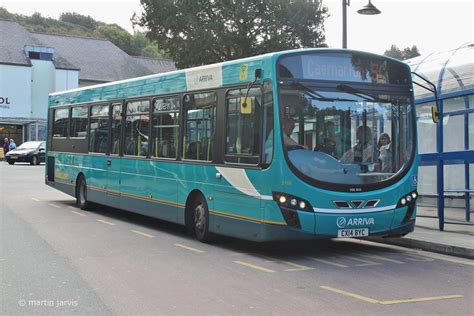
[136,0,329,68]
[141,44,164,58]
[60,12,98,31]
[384,44,420,60]
[402,45,420,60]
[129,32,150,56]
[0,7,14,19]
[94,24,132,54]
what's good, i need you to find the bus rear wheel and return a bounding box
[76,175,90,210]
[192,195,212,243]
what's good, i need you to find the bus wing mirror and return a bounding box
[411,72,440,124]
[431,105,439,124]
[240,97,252,114]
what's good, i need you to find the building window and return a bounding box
[124,100,149,157]
[225,88,261,165]
[152,96,180,159]
[183,92,216,161]
[70,107,88,138]
[53,108,69,138]
[89,105,109,154]
[28,51,53,61]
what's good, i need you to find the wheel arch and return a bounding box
[184,189,205,229]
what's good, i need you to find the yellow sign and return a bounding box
[240,97,252,114]
[239,64,249,81]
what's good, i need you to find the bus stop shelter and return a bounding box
[407,42,473,230]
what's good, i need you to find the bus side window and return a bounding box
[183,92,216,162]
[89,104,109,154]
[224,88,261,165]
[52,108,69,138]
[124,100,150,157]
[152,96,180,159]
[70,106,88,138]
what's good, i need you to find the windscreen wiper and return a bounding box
[336,84,386,103]
[282,80,356,102]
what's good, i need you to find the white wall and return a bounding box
[55,69,79,92]
[30,59,56,119]
[0,64,32,118]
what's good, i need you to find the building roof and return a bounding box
[0,19,176,82]
[131,56,177,74]
[0,18,40,66]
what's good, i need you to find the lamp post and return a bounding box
[342,0,381,49]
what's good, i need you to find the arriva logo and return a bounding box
[336,217,375,228]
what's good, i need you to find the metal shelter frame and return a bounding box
[410,42,474,230]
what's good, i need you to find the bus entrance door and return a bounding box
[106,157,121,208]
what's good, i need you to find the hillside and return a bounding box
[0,7,164,58]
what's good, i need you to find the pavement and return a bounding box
[370,205,474,260]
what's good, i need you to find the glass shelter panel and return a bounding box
[443,114,465,152]
[416,102,437,154]
[470,112,474,150]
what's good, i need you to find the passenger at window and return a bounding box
[377,133,392,172]
[340,125,374,163]
[316,121,337,157]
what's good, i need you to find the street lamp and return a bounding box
[342,0,381,49]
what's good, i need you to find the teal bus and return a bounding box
[46,48,423,242]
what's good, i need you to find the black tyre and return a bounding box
[192,194,213,243]
[8,161,14,165]
[30,155,38,165]
[76,176,90,210]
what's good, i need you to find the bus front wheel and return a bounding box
[76,175,90,210]
[192,195,212,243]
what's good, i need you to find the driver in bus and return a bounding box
[282,117,306,150]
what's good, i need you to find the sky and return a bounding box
[0,0,472,56]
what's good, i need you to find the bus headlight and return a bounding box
[273,192,313,212]
[397,190,418,208]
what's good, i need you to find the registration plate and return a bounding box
[337,228,369,238]
[10,156,17,159]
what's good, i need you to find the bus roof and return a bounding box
[49,48,405,107]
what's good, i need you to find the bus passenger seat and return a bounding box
[187,141,201,160]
